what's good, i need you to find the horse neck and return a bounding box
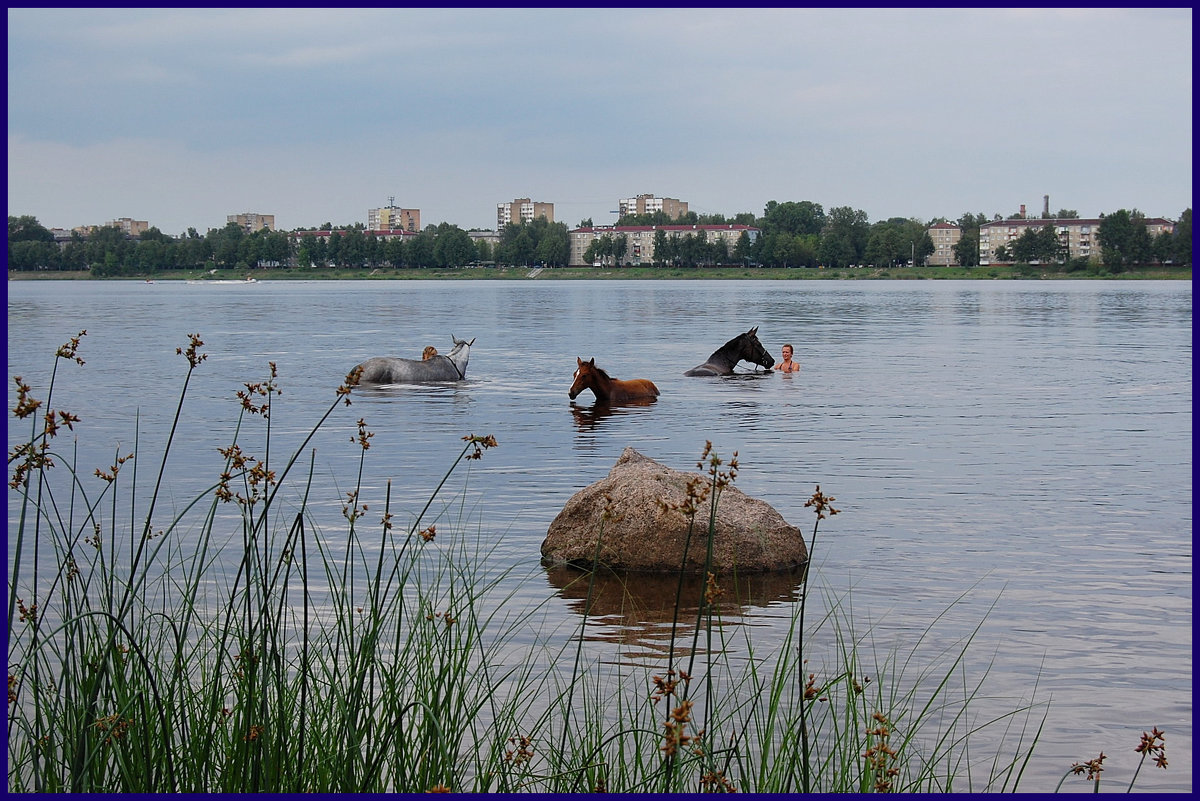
[708,343,741,369]
[443,346,468,377]
[589,369,616,400]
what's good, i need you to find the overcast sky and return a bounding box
[7,7,1193,235]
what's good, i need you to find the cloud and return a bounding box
[7,8,1191,233]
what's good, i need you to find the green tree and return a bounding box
[212,221,244,268]
[501,227,536,266]
[582,237,602,267]
[7,240,58,271]
[818,206,870,267]
[733,231,753,264]
[1097,209,1153,271]
[610,233,628,266]
[433,224,475,267]
[534,223,570,266]
[384,235,407,267]
[408,229,436,268]
[953,231,980,267]
[136,238,170,272]
[1168,208,1192,265]
[7,215,55,243]
[864,225,902,267]
[652,229,671,266]
[1010,224,1066,263]
[325,231,344,267]
[474,238,492,264]
[60,233,89,271]
[86,225,132,274]
[762,200,826,237]
[341,228,366,267]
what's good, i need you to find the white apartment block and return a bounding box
[497,198,554,228]
[568,224,759,267]
[367,206,420,232]
[227,212,275,232]
[618,194,688,220]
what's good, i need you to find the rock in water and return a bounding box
[541,447,808,573]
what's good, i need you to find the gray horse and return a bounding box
[355,335,475,384]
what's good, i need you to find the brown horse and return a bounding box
[569,357,659,404]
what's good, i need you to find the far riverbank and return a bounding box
[7,264,1192,282]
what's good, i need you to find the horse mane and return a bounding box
[591,365,614,381]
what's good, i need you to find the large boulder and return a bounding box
[541,447,808,573]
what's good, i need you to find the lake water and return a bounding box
[6,278,1192,792]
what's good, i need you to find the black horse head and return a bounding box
[734,326,774,370]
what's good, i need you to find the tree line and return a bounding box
[7,202,1192,274]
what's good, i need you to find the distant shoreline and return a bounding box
[7,265,1192,282]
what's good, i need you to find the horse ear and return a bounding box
[588,357,595,366]
[749,326,758,335]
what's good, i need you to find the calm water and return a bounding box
[7,278,1192,792]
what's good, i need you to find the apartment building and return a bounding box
[106,217,149,237]
[926,222,962,266]
[227,212,276,232]
[467,230,501,249]
[618,194,688,220]
[978,217,1173,265]
[367,204,420,232]
[568,224,759,267]
[497,198,554,228]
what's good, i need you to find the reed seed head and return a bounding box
[55,330,87,365]
[1134,728,1167,769]
[176,333,207,368]
[1070,752,1106,781]
[805,485,840,520]
[463,433,498,460]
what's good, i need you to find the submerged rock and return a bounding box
[541,447,807,573]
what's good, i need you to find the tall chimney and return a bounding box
[1020,204,1026,218]
[1044,195,1050,218]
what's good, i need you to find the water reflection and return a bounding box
[569,398,657,430]
[348,380,478,408]
[543,564,805,665]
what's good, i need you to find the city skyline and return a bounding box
[8,8,1193,237]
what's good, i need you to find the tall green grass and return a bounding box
[8,332,1168,792]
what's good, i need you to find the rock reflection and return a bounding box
[543,564,805,665]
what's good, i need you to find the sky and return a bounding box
[7,7,1193,236]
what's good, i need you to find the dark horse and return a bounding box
[684,327,774,376]
[569,357,659,404]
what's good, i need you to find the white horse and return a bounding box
[355,335,475,384]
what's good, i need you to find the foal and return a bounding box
[569,357,659,403]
